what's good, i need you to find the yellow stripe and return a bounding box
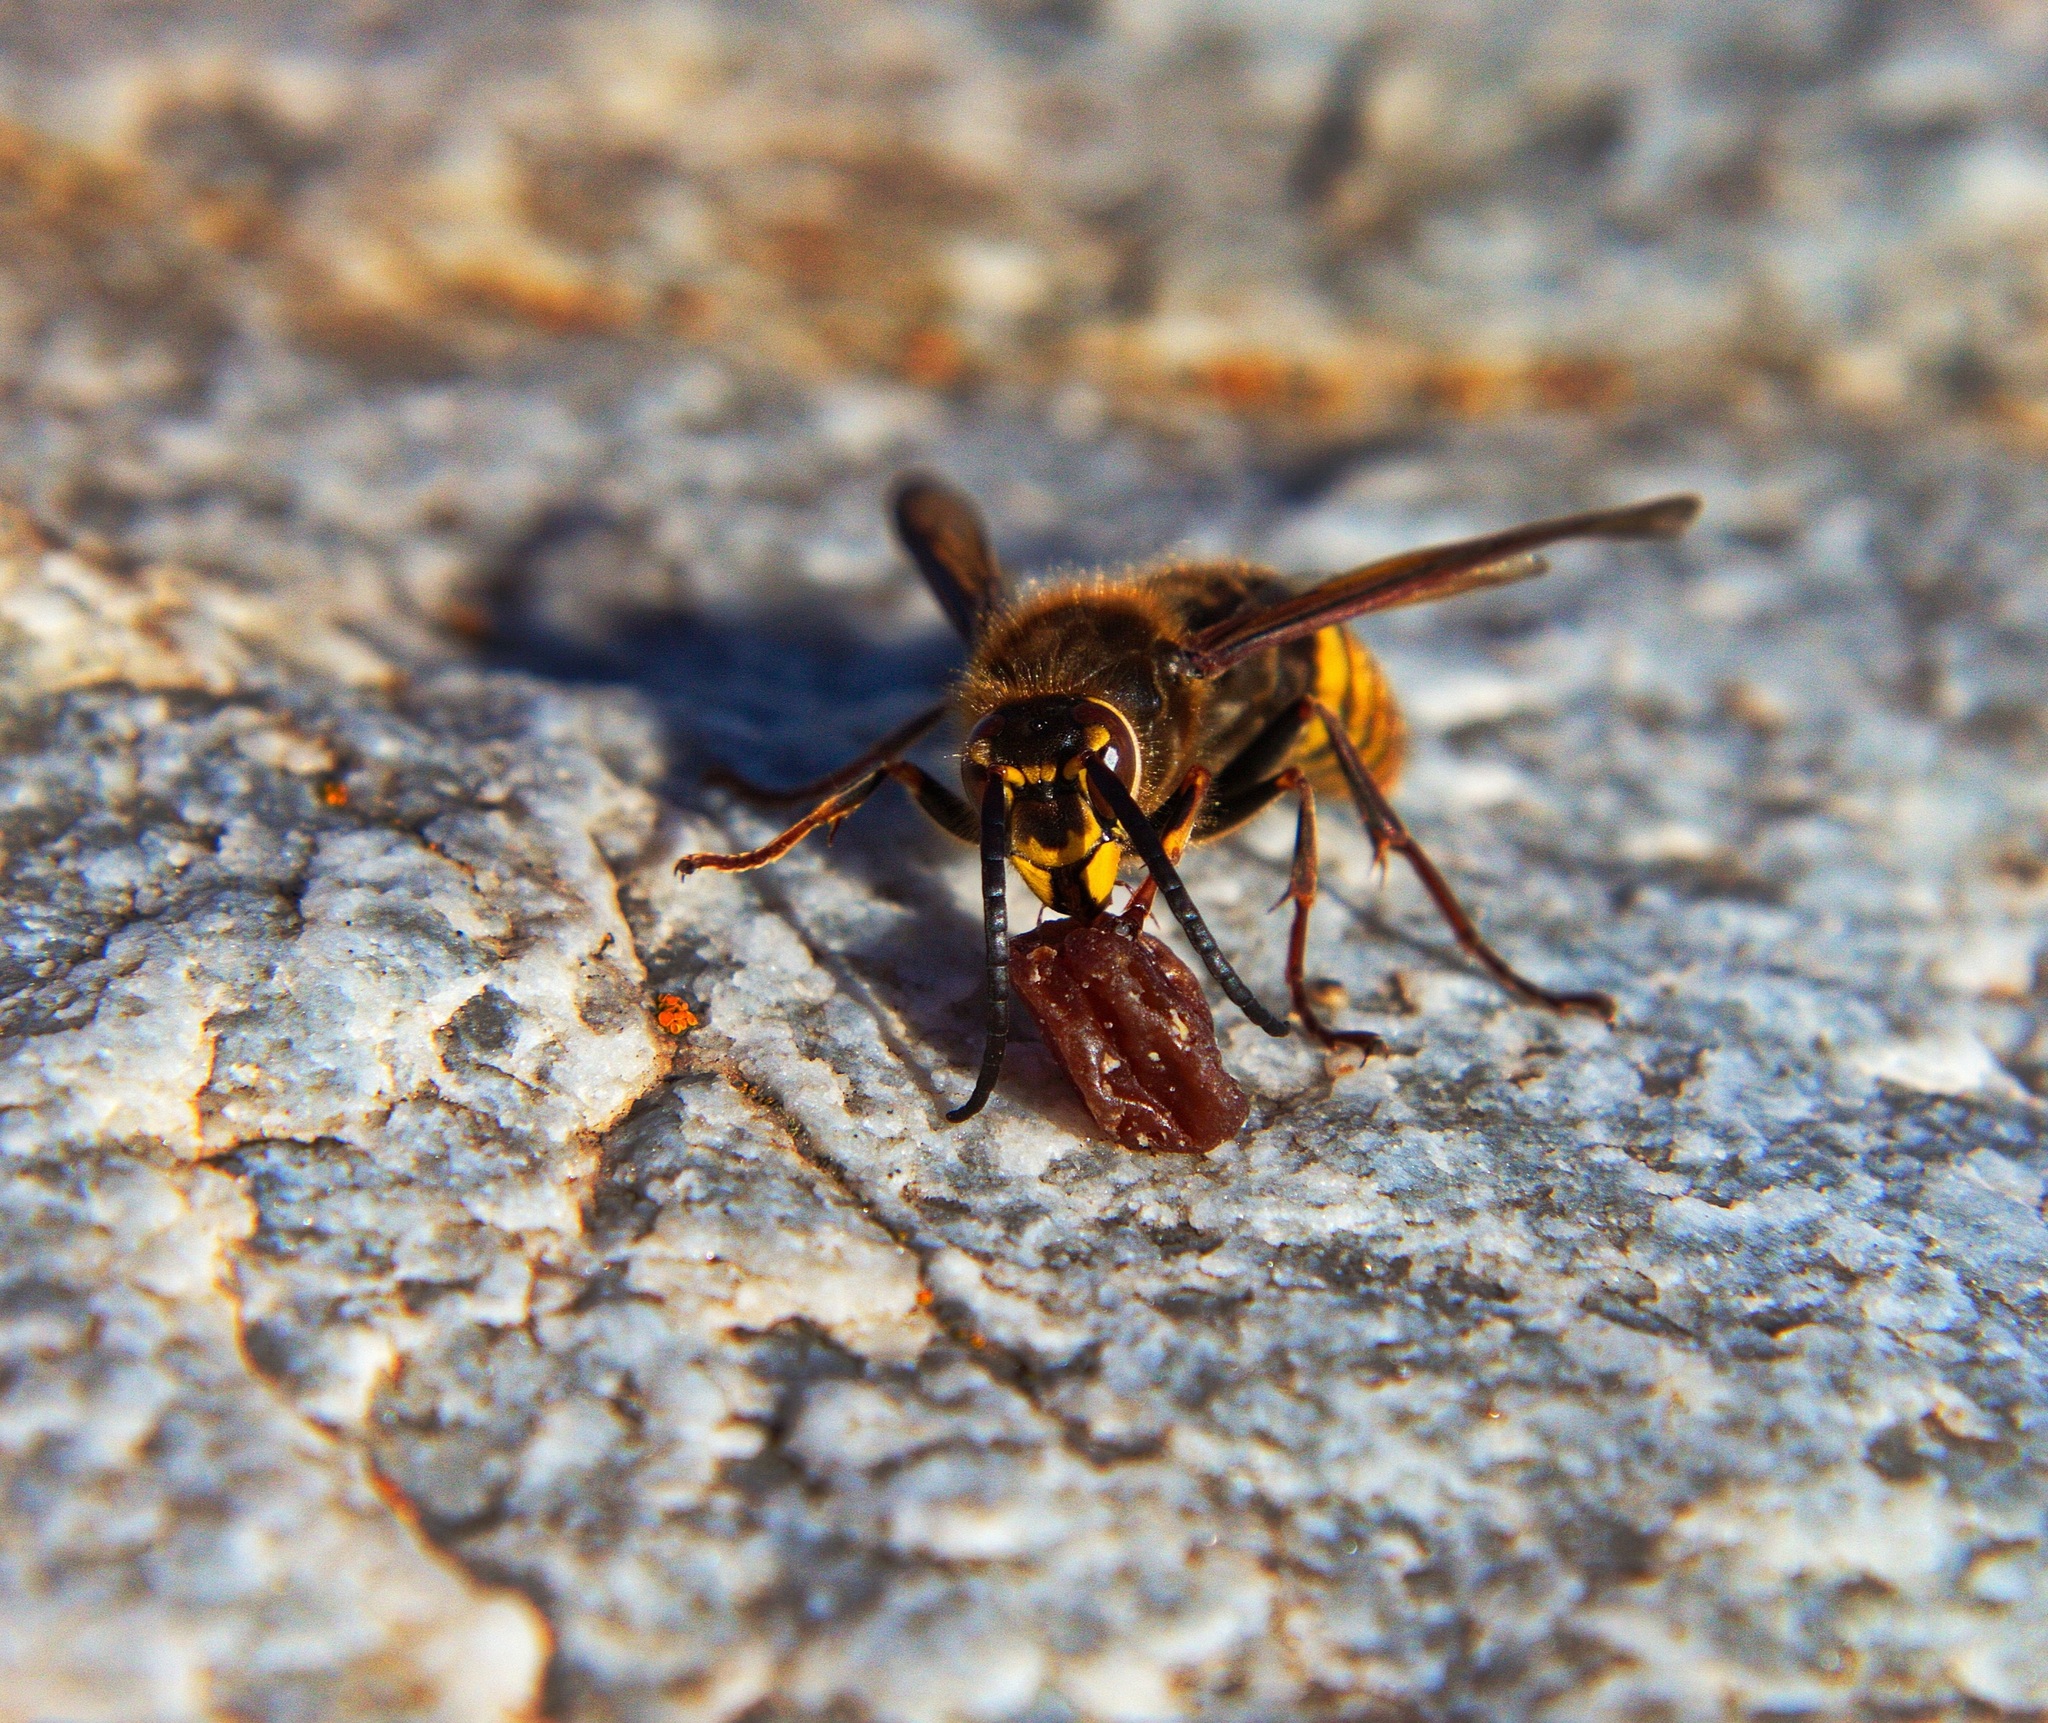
[1017,805,1105,870]
[1311,625,1351,718]
[1082,842,1120,906]
[1305,625,1405,791]
[1014,857,1054,903]
[1013,841,1123,910]
[1306,625,1355,764]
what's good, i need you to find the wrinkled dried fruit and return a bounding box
[1011,915,1250,1154]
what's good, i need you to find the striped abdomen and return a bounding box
[1294,623,1405,793]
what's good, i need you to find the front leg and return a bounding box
[1116,767,1211,926]
[677,761,975,875]
[1175,752,1383,1053]
[704,700,948,805]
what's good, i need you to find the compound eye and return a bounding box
[960,715,997,803]
[1071,699,1141,791]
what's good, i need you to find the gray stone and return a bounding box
[1,3,2046,1721]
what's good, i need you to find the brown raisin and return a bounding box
[1011,916,1250,1154]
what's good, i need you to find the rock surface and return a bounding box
[2,3,2046,1721]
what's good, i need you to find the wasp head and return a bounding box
[962,696,1141,915]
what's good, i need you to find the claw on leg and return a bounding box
[675,770,889,876]
[1274,767,1386,1057]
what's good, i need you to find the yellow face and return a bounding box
[963,701,1143,918]
[984,717,1129,916]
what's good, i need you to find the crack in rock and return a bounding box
[6,5,2048,1718]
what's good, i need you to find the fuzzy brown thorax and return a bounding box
[953,563,1274,804]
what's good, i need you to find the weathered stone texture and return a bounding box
[1,3,2046,1720]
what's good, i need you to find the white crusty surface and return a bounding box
[2,4,2047,1721]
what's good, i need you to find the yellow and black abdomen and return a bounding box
[1294,623,1405,793]
[1139,562,1407,812]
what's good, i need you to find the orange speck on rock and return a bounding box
[1988,391,2048,449]
[655,993,699,1035]
[914,1285,934,1308]
[1193,351,1297,413]
[1531,354,1632,413]
[901,325,965,388]
[1422,352,1633,419]
[657,282,717,337]
[1422,358,1518,419]
[187,191,278,255]
[440,600,495,643]
[317,779,349,808]
[365,1464,421,1525]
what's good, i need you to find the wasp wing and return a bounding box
[1177,493,1701,678]
[893,473,1006,642]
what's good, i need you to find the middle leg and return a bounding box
[1115,766,1211,929]
[1194,753,1385,1053]
[1271,767,1385,1054]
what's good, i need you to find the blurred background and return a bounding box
[0,0,2043,882]
[9,10,2048,1717]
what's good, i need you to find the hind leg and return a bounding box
[1307,698,1615,1021]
